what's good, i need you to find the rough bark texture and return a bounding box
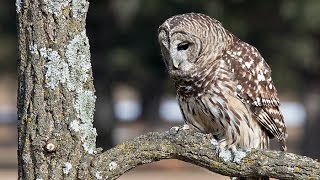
[89,128,320,180]
[16,1,320,180]
[16,0,97,179]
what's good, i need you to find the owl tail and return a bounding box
[231,177,269,180]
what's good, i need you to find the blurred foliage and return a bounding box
[0,1,17,76]
[85,0,320,153]
[85,0,320,97]
[2,0,318,123]
[2,0,318,93]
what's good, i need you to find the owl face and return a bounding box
[158,13,230,79]
[158,28,202,74]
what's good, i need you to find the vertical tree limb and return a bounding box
[16,1,97,179]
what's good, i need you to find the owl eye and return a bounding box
[177,42,190,51]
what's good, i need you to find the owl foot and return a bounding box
[182,124,190,130]
[210,138,231,161]
[169,126,180,134]
[232,149,248,163]
[210,139,248,163]
[218,147,247,163]
[169,124,190,135]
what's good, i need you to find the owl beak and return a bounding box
[172,58,182,69]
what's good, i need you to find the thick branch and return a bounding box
[87,129,319,179]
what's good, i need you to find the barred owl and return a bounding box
[158,13,287,154]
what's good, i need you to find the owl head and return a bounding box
[158,13,231,78]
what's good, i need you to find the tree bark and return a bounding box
[90,128,320,180]
[16,0,96,179]
[16,1,320,180]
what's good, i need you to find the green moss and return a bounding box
[293,167,300,173]
[211,161,221,168]
[118,143,126,150]
[24,117,33,125]
[62,5,70,16]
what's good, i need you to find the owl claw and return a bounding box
[169,126,180,134]
[218,148,248,163]
[232,149,248,163]
[169,124,191,134]
[219,147,248,163]
[182,124,190,130]
[210,138,232,161]
[210,138,219,146]
[210,139,248,163]
[217,146,233,162]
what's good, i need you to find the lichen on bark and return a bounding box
[17,0,96,179]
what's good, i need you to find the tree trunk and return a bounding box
[16,0,97,179]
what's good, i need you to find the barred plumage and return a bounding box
[158,12,287,155]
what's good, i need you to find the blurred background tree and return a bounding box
[86,0,320,155]
[0,0,320,179]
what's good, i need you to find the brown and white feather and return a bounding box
[158,13,287,153]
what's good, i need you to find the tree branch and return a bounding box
[86,128,319,180]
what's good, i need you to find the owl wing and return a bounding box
[224,39,287,150]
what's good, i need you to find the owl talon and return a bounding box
[232,149,248,163]
[182,124,190,130]
[169,126,180,134]
[169,124,191,135]
[210,139,247,163]
[210,139,232,162]
[217,146,233,162]
[210,138,219,146]
[216,146,247,163]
